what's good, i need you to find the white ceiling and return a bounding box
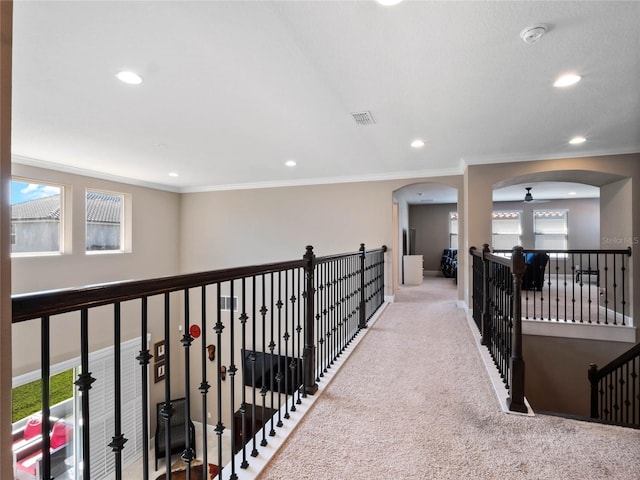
[11,1,640,193]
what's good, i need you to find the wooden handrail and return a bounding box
[590,342,640,381]
[12,259,309,323]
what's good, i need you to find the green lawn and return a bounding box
[12,369,74,423]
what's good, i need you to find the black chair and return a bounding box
[522,252,549,291]
[154,398,196,470]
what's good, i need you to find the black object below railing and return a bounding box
[588,343,640,428]
[493,248,632,325]
[469,244,527,413]
[11,244,387,480]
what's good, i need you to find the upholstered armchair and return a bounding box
[154,398,196,470]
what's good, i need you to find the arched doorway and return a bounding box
[392,182,459,294]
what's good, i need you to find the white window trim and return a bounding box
[85,188,132,255]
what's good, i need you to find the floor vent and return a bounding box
[350,110,375,126]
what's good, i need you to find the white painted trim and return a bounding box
[384,294,395,303]
[12,155,180,193]
[523,319,636,343]
[180,166,466,193]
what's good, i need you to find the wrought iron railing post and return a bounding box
[588,363,599,419]
[508,245,527,413]
[303,245,319,395]
[358,243,367,329]
[481,244,491,346]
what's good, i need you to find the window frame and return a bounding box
[449,212,458,249]
[85,188,131,254]
[534,209,569,252]
[10,177,66,257]
[492,210,522,251]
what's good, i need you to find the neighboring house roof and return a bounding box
[12,192,121,223]
[11,194,60,221]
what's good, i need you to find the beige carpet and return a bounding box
[258,277,640,480]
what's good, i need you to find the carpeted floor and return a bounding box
[258,277,640,479]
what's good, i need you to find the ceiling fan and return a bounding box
[523,187,548,203]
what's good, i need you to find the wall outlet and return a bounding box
[207,412,211,419]
[178,325,182,331]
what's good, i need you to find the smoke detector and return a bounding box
[520,24,547,44]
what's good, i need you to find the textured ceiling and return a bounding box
[10,1,640,192]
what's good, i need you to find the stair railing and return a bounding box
[588,342,640,428]
[12,243,387,480]
[469,244,527,413]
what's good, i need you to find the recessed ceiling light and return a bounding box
[168,172,179,177]
[376,0,403,6]
[568,191,577,195]
[411,139,425,148]
[116,71,142,85]
[285,160,297,167]
[569,136,587,145]
[554,74,582,88]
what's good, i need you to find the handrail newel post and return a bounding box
[358,243,367,329]
[481,243,491,346]
[588,363,599,419]
[303,245,319,395]
[507,245,527,413]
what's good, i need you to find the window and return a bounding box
[221,295,239,311]
[449,212,458,249]
[534,210,568,250]
[11,179,63,254]
[492,211,522,250]
[86,190,124,252]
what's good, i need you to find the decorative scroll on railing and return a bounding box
[589,342,640,428]
[493,248,632,325]
[469,245,526,413]
[11,244,386,480]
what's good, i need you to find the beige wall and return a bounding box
[464,154,640,332]
[409,203,457,271]
[493,197,600,250]
[11,164,182,379]
[524,334,634,417]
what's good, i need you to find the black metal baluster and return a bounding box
[612,255,618,326]
[563,255,568,322]
[199,286,211,477]
[621,252,627,325]
[554,256,559,321]
[289,269,299,412]
[296,267,303,405]
[571,254,577,322]
[283,270,291,420]
[161,293,172,478]
[250,276,259,457]
[260,275,268,446]
[239,278,250,468]
[41,315,52,480]
[275,272,283,428]
[269,273,276,437]
[587,253,600,323]
[109,302,128,480]
[76,308,96,480]
[214,284,225,475]
[136,298,152,480]
[595,254,601,324]
[181,289,195,480]
[228,280,238,480]
[316,263,323,381]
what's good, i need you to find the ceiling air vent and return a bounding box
[351,111,375,126]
